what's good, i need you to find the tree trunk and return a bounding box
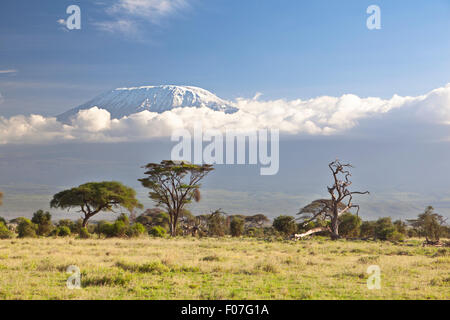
[169,222,175,237]
[295,227,329,238]
[173,217,178,237]
[168,212,175,237]
[330,209,340,240]
[82,216,89,228]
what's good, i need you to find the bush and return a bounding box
[374,217,396,241]
[31,210,54,236]
[360,221,376,239]
[57,226,71,237]
[78,227,90,239]
[17,218,38,238]
[230,216,244,237]
[389,230,405,242]
[339,213,362,238]
[407,228,419,238]
[273,215,297,236]
[149,225,166,237]
[95,221,112,236]
[95,220,129,238]
[245,227,264,238]
[0,216,7,225]
[136,209,170,230]
[206,210,228,237]
[394,220,407,236]
[72,219,84,234]
[57,219,75,231]
[116,213,130,226]
[112,221,127,237]
[0,222,13,239]
[126,223,146,238]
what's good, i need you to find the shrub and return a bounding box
[245,227,264,238]
[0,222,13,239]
[407,228,419,238]
[389,230,405,242]
[339,212,361,238]
[273,215,297,236]
[31,210,54,236]
[17,218,38,238]
[230,216,244,237]
[374,217,396,241]
[0,216,7,225]
[72,219,84,234]
[116,213,130,226]
[126,223,146,238]
[95,221,113,236]
[206,210,228,237]
[360,221,376,239]
[202,255,221,262]
[136,209,170,230]
[96,220,129,238]
[394,220,408,236]
[57,226,71,237]
[78,227,90,239]
[57,219,75,231]
[255,262,279,273]
[112,221,127,237]
[149,225,166,237]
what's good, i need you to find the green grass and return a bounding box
[0,237,448,300]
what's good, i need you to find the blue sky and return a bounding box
[0,0,449,117]
[0,1,450,219]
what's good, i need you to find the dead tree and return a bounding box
[297,160,369,240]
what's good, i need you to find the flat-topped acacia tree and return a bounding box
[139,160,214,237]
[50,181,143,227]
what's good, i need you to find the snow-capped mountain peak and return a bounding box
[57,85,238,122]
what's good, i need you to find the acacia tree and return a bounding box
[50,181,142,227]
[297,160,369,240]
[139,160,214,237]
[408,206,447,243]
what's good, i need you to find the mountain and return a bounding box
[57,85,238,122]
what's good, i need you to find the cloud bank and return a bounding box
[95,0,190,35]
[1,84,450,145]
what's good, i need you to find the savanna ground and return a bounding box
[0,237,448,300]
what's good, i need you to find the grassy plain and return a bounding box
[0,237,448,300]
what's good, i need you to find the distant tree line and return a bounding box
[272,207,449,242]
[0,205,448,242]
[0,160,448,243]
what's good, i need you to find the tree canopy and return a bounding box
[139,160,214,236]
[408,206,447,242]
[50,181,142,227]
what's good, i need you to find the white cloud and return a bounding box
[95,0,191,36]
[1,84,450,145]
[0,69,17,74]
[94,19,138,34]
[109,0,189,21]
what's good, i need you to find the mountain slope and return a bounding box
[57,85,238,122]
